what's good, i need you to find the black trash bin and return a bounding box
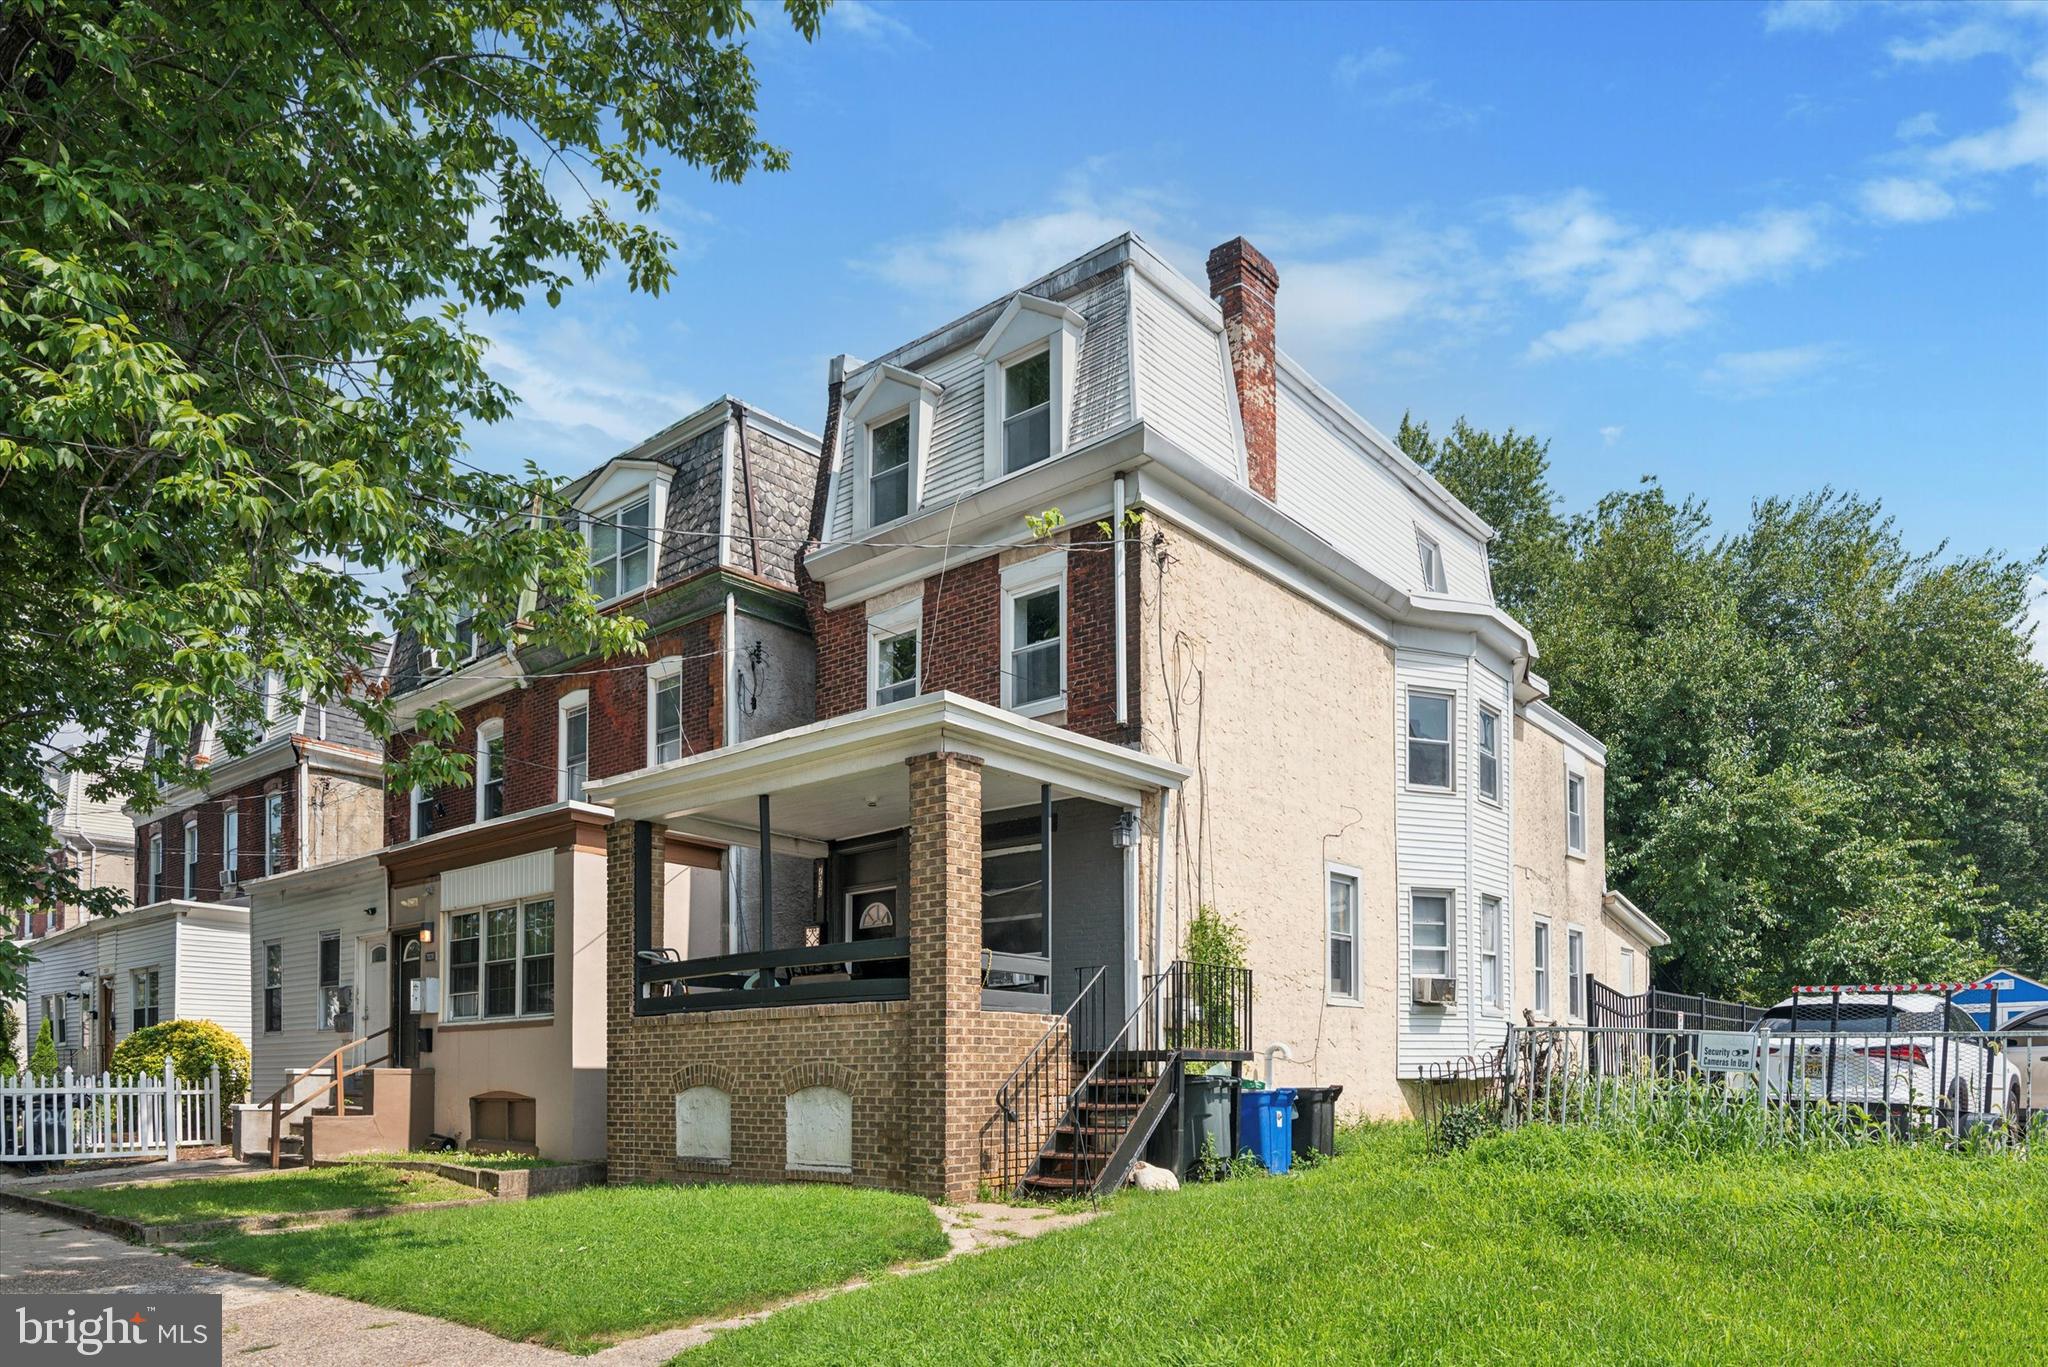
[1291,1085,1343,1161]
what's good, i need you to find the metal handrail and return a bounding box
[996,965,1107,1121]
[261,1026,390,1169]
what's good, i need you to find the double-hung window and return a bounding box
[589,494,653,602]
[1566,770,1587,855]
[316,932,343,1028]
[147,831,164,903]
[1410,890,1452,979]
[1481,895,1503,1010]
[223,808,240,884]
[1327,867,1361,1002]
[262,943,283,1033]
[1533,919,1552,1015]
[131,968,160,1032]
[264,793,284,875]
[650,667,684,765]
[1567,927,1587,1019]
[182,818,198,898]
[43,994,67,1047]
[867,415,911,526]
[262,671,285,723]
[1478,707,1502,802]
[410,784,433,840]
[1406,691,1453,791]
[447,899,555,1021]
[1001,349,1053,473]
[477,721,505,821]
[1001,556,1065,714]
[867,599,922,707]
[559,692,589,801]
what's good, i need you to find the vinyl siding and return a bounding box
[174,915,253,1051]
[247,870,384,1098]
[1130,272,1238,477]
[105,915,178,1053]
[1275,375,1491,601]
[17,933,96,1071]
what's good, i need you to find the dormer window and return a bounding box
[1002,350,1053,473]
[589,494,652,602]
[1415,530,1447,593]
[868,416,911,525]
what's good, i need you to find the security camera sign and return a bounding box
[1697,1031,1760,1072]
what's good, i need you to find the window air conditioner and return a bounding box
[1412,975,1457,1006]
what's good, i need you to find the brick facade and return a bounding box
[1207,236,1280,503]
[136,768,297,904]
[605,753,1052,1200]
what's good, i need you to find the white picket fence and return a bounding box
[0,1061,221,1163]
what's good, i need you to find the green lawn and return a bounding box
[188,1182,950,1354]
[683,1125,2048,1365]
[43,1165,478,1227]
[349,1149,563,1170]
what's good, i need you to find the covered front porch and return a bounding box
[590,693,1188,1200]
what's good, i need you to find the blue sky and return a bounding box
[467,0,2048,638]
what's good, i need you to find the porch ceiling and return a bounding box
[586,691,1188,846]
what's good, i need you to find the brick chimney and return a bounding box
[1206,236,1280,501]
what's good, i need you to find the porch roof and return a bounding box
[586,691,1188,847]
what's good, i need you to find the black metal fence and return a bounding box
[1588,978,1766,1033]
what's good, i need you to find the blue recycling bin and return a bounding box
[1238,1086,1297,1174]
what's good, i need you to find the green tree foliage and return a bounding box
[0,998,16,1063]
[0,1,825,994]
[111,1018,252,1124]
[1401,418,2048,999]
[28,1016,58,1076]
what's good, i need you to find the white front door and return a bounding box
[359,937,390,1044]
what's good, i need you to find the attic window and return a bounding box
[868,416,911,525]
[1002,350,1053,473]
[976,293,1085,484]
[589,494,653,602]
[1415,530,1447,593]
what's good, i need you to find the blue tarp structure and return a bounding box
[1954,967,2048,1028]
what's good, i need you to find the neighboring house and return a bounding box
[589,231,1667,1200]
[24,762,137,941]
[253,396,822,1161]
[17,900,249,1076]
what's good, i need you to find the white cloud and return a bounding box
[1763,1,1854,35]
[1599,425,1624,446]
[1888,19,2025,66]
[1510,191,1829,358]
[830,0,922,49]
[1858,176,1960,222]
[483,319,701,456]
[1329,45,1483,128]
[1333,46,1403,86]
[1700,343,1840,397]
[1926,54,2048,177]
[1896,110,1942,140]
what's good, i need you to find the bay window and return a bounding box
[1478,706,1501,802]
[1410,890,1452,979]
[1406,690,1453,791]
[447,899,555,1021]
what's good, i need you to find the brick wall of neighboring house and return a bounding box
[808,524,1142,747]
[605,756,1051,1200]
[137,768,299,905]
[388,615,724,844]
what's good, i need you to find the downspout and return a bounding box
[732,400,764,577]
[1151,789,1173,982]
[293,741,310,875]
[723,591,740,948]
[723,593,739,746]
[1113,474,1128,728]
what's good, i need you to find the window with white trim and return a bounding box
[1327,866,1361,1002]
[264,792,284,875]
[1533,918,1552,1015]
[262,671,285,722]
[867,414,911,525]
[1000,555,1065,715]
[223,808,239,883]
[648,659,685,765]
[1406,690,1454,791]
[588,493,653,602]
[1481,896,1503,1009]
[1566,769,1587,855]
[1001,348,1052,473]
[1410,890,1452,979]
[477,720,505,821]
[1619,945,1636,995]
[410,784,433,840]
[182,818,198,899]
[1567,927,1587,1019]
[446,899,555,1021]
[148,831,163,902]
[1415,530,1447,592]
[316,932,343,1029]
[263,943,283,1033]
[131,968,161,1031]
[558,691,589,801]
[1478,706,1501,803]
[42,993,67,1047]
[866,598,922,708]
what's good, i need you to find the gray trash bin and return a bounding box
[1184,1072,1237,1167]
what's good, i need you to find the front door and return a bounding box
[392,932,424,1068]
[95,976,115,1070]
[359,938,390,1047]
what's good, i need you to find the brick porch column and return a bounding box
[904,751,983,1202]
[606,818,665,1183]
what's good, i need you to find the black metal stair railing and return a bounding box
[985,966,1111,1196]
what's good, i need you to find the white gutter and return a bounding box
[294,742,311,872]
[722,593,739,745]
[1113,474,1129,727]
[1152,788,1172,981]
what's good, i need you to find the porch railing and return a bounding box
[636,937,910,1014]
[257,1026,390,1168]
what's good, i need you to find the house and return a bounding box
[588,231,1667,1200]
[246,397,823,1163]
[25,762,136,941]
[1954,968,2048,1029]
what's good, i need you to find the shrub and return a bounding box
[0,999,18,1064]
[111,1020,250,1126]
[1429,1102,1498,1155]
[28,1017,59,1077]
